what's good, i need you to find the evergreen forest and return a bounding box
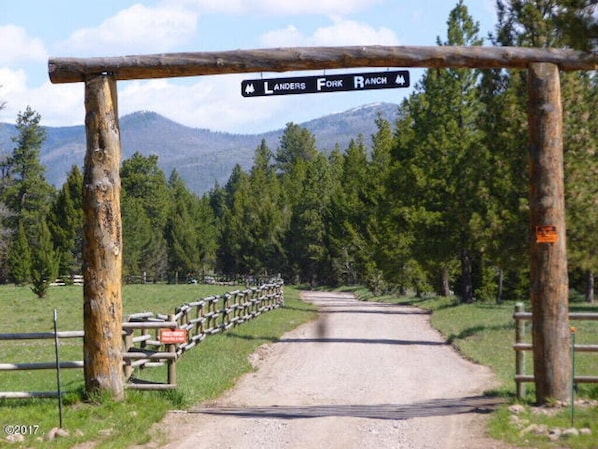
[0,0,596,302]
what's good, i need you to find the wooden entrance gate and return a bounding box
[48,45,598,403]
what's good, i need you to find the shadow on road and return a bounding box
[189,395,504,421]
[278,337,448,346]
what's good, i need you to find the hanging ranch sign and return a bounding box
[241,69,409,97]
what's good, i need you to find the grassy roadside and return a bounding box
[0,284,317,449]
[349,286,598,449]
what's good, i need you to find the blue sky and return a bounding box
[0,0,497,133]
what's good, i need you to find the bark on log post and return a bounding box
[528,62,571,404]
[82,75,124,400]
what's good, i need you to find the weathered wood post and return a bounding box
[515,302,526,400]
[528,62,571,404]
[82,74,124,400]
[167,315,177,387]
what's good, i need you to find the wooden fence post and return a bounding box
[167,315,177,386]
[515,303,526,400]
[528,62,571,404]
[82,74,124,400]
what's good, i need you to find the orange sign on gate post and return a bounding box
[535,225,558,244]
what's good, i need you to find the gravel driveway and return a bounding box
[154,291,514,449]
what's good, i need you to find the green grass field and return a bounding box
[0,283,317,448]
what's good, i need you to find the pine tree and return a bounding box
[122,198,152,279]
[285,152,335,285]
[166,170,217,282]
[7,221,31,285]
[216,165,250,276]
[245,140,287,275]
[49,165,84,279]
[385,1,487,301]
[193,194,218,277]
[553,0,598,50]
[275,122,318,174]
[121,152,170,280]
[3,107,54,283]
[328,137,370,285]
[366,116,400,294]
[497,0,597,48]
[3,107,53,227]
[476,64,530,302]
[381,103,428,294]
[563,71,598,302]
[30,219,60,298]
[497,0,598,49]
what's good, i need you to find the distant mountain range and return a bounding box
[0,102,399,195]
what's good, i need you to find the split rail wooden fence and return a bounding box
[0,282,284,398]
[513,303,598,399]
[124,281,284,390]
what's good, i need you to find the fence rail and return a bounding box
[513,303,598,399]
[123,281,284,389]
[0,281,284,398]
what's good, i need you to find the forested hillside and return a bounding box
[0,103,399,195]
[0,1,596,303]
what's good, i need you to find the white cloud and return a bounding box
[0,66,84,127]
[0,68,28,97]
[56,4,198,56]
[0,25,47,65]
[37,84,85,127]
[312,19,399,45]
[261,18,399,47]
[118,75,285,133]
[260,25,305,47]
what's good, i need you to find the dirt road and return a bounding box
[155,291,511,449]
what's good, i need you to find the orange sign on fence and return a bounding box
[159,329,187,344]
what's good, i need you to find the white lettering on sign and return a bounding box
[395,74,406,85]
[316,78,344,91]
[354,75,388,89]
[264,81,306,94]
[159,329,187,344]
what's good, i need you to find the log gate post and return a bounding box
[82,75,124,400]
[528,62,570,403]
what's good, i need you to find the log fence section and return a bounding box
[0,331,84,399]
[124,282,284,390]
[513,303,598,399]
[0,282,284,397]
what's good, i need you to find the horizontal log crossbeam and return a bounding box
[48,46,598,84]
